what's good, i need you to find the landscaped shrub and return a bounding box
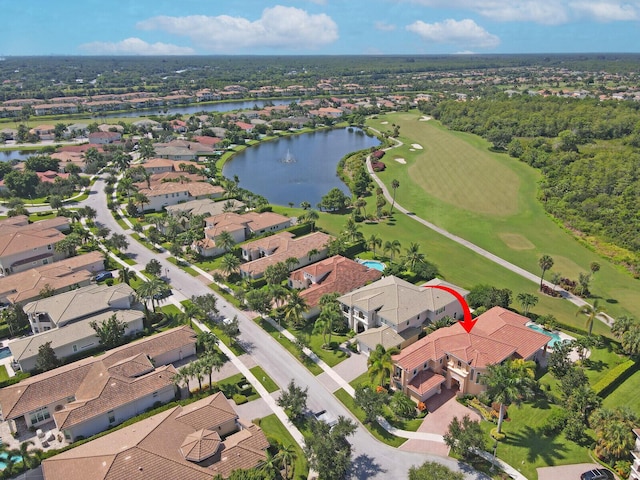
[593,359,636,397]
[0,371,31,388]
[468,398,498,423]
[490,427,506,441]
[540,409,568,436]
[233,393,248,405]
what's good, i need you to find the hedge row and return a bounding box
[593,359,637,397]
[0,371,30,388]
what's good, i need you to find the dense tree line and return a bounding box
[424,94,640,272]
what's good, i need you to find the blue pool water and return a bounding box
[527,323,565,348]
[0,347,11,360]
[0,452,23,470]
[361,260,386,272]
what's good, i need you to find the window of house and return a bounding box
[439,358,442,364]
[47,244,52,250]
[457,360,462,367]
[108,410,115,423]
[29,407,50,424]
[476,373,481,384]
[152,391,158,398]
[43,259,48,265]
[66,395,76,402]
[72,344,78,353]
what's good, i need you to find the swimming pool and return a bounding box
[360,260,386,272]
[0,452,23,470]
[0,347,11,360]
[527,323,565,348]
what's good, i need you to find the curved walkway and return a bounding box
[366,127,613,327]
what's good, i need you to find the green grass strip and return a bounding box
[250,366,280,393]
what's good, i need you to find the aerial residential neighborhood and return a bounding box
[0,5,639,480]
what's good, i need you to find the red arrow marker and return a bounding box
[423,285,477,334]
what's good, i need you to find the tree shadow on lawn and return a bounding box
[504,425,569,465]
[584,359,607,372]
[348,454,386,479]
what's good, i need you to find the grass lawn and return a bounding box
[166,256,199,276]
[250,366,280,393]
[298,322,350,368]
[367,112,640,322]
[28,211,57,221]
[480,400,593,480]
[0,365,9,383]
[254,318,323,375]
[333,388,406,447]
[259,414,309,480]
[315,209,613,337]
[158,304,181,315]
[603,368,640,416]
[216,373,260,402]
[205,321,245,356]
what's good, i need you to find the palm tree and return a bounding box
[284,256,299,272]
[275,443,298,479]
[305,209,319,231]
[300,201,311,210]
[269,284,289,309]
[306,248,319,262]
[367,344,398,387]
[113,152,131,172]
[118,266,132,285]
[216,230,236,253]
[343,217,361,243]
[284,290,308,330]
[538,254,554,290]
[482,360,536,433]
[383,239,401,261]
[110,233,129,252]
[402,242,425,272]
[220,253,241,278]
[136,277,167,312]
[390,179,400,214]
[16,440,35,471]
[516,292,538,316]
[354,197,367,217]
[134,192,149,214]
[368,233,382,256]
[590,407,638,460]
[202,352,225,391]
[313,306,341,347]
[576,299,606,336]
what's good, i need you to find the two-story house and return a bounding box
[0,326,197,443]
[239,231,333,280]
[194,211,292,257]
[0,216,70,276]
[391,306,550,403]
[338,276,469,353]
[631,428,640,480]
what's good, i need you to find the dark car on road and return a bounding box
[580,468,615,480]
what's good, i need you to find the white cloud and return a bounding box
[137,6,338,51]
[404,0,570,25]
[79,37,194,55]
[406,18,500,48]
[569,1,639,21]
[374,21,397,31]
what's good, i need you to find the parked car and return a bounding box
[95,271,113,282]
[580,468,614,480]
[153,289,172,300]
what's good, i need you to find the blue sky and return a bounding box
[2,0,639,55]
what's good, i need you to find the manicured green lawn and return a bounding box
[603,368,640,416]
[333,388,405,447]
[254,318,323,375]
[216,373,260,402]
[28,211,57,221]
[259,414,309,480]
[0,365,9,382]
[298,322,350,368]
[480,401,593,480]
[205,322,245,356]
[166,256,199,276]
[367,112,639,322]
[250,366,280,393]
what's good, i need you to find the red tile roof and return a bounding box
[393,307,550,371]
[407,370,446,396]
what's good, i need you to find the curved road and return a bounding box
[83,175,489,480]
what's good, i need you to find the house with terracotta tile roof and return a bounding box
[239,231,333,280]
[35,170,70,184]
[0,326,197,442]
[134,179,224,213]
[166,198,245,220]
[391,307,550,403]
[141,157,177,174]
[0,251,104,305]
[23,283,136,334]
[338,276,469,353]
[195,212,292,258]
[289,255,382,317]
[0,216,71,276]
[41,392,268,480]
[87,131,121,144]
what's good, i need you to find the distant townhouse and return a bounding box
[289,255,382,317]
[41,392,268,480]
[195,212,292,258]
[391,307,550,403]
[29,125,56,141]
[51,151,87,173]
[0,216,71,276]
[239,231,333,280]
[0,251,104,305]
[36,170,70,184]
[166,198,245,220]
[0,326,197,443]
[33,104,78,116]
[87,131,121,144]
[338,277,469,354]
[135,180,224,213]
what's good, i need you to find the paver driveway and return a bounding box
[419,388,481,436]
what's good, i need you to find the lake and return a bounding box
[223,128,380,207]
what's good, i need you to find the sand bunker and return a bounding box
[419,116,432,121]
[409,148,415,152]
[380,121,389,125]
[411,143,423,149]
[395,158,406,164]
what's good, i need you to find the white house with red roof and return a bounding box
[391,306,550,403]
